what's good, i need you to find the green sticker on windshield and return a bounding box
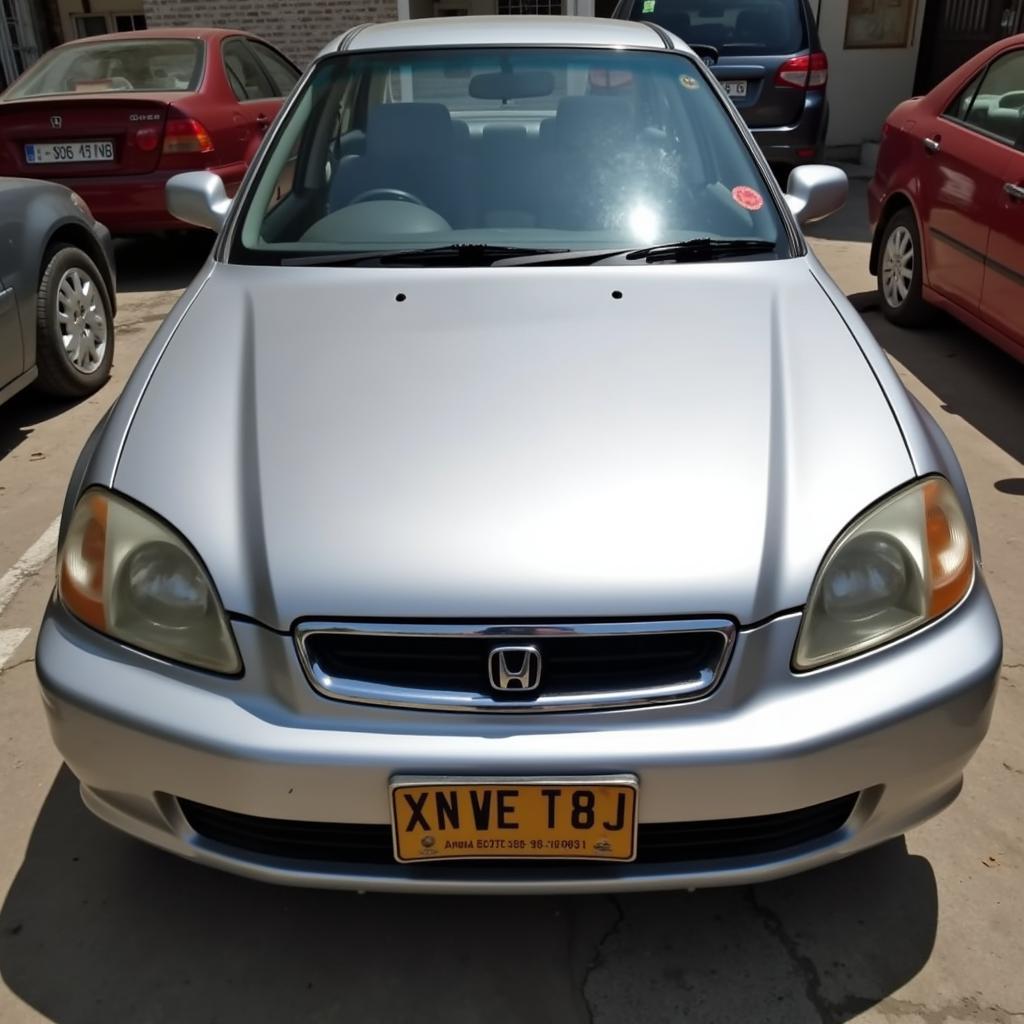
[642,0,656,11]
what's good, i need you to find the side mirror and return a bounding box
[784,164,848,226]
[166,171,232,232]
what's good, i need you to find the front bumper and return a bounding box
[91,219,117,312]
[36,582,1001,893]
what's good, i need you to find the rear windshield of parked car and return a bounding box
[234,47,786,262]
[4,39,203,98]
[626,0,807,57]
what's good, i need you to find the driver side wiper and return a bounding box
[282,244,570,267]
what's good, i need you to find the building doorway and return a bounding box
[915,0,1024,91]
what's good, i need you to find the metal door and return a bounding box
[916,0,1024,92]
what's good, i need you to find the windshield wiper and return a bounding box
[280,238,777,268]
[623,238,778,263]
[496,239,780,266]
[282,244,570,267]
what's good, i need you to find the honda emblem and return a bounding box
[488,646,542,692]
[50,115,62,129]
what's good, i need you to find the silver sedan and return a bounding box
[36,16,1002,893]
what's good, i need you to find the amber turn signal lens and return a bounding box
[58,491,108,630]
[924,479,974,618]
[57,489,241,674]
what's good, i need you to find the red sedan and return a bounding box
[869,34,1024,362]
[0,29,300,233]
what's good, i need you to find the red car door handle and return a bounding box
[1004,182,1024,201]
[923,136,941,153]
[256,113,270,133]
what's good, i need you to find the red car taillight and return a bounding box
[776,52,828,89]
[135,127,161,152]
[162,116,214,155]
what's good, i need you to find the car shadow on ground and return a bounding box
[1,768,938,1024]
[0,391,86,463]
[864,310,1024,472]
[113,232,213,293]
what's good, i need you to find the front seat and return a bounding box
[328,102,473,226]
[540,95,634,229]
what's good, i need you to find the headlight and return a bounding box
[58,489,241,674]
[794,477,974,671]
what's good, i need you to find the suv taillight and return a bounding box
[776,52,828,89]
[162,116,214,155]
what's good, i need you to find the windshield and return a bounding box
[233,47,786,264]
[626,0,807,57]
[5,40,203,98]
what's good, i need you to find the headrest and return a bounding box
[366,102,453,159]
[481,124,529,158]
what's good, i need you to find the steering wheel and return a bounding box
[349,188,427,207]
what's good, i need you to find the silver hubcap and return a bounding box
[56,267,107,374]
[881,224,915,308]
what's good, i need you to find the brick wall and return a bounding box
[143,0,398,67]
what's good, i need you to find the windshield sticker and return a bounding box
[642,0,656,10]
[731,186,764,211]
[679,74,699,90]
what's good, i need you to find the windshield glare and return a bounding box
[4,40,203,98]
[235,47,784,262]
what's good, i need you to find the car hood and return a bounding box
[113,260,913,630]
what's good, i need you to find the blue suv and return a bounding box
[611,0,829,180]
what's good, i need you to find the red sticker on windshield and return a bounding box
[731,186,764,211]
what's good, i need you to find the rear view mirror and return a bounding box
[469,70,555,101]
[166,170,232,232]
[784,164,848,226]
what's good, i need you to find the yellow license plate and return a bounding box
[390,776,638,863]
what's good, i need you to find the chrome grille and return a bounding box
[296,620,735,712]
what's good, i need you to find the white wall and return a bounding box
[817,0,929,148]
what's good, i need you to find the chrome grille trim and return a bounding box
[295,619,736,713]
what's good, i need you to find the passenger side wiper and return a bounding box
[623,238,778,263]
[282,244,571,267]
[494,239,780,266]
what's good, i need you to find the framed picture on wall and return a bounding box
[844,0,915,48]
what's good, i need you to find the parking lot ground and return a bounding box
[0,207,1022,1024]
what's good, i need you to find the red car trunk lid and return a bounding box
[0,96,174,178]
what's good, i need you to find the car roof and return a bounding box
[52,27,247,47]
[321,16,686,56]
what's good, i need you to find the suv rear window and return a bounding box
[4,39,203,98]
[625,0,807,57]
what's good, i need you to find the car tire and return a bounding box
[877,208,932,327]
[34,244,115,398]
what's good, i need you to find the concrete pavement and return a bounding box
[0,203,1021,1024]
